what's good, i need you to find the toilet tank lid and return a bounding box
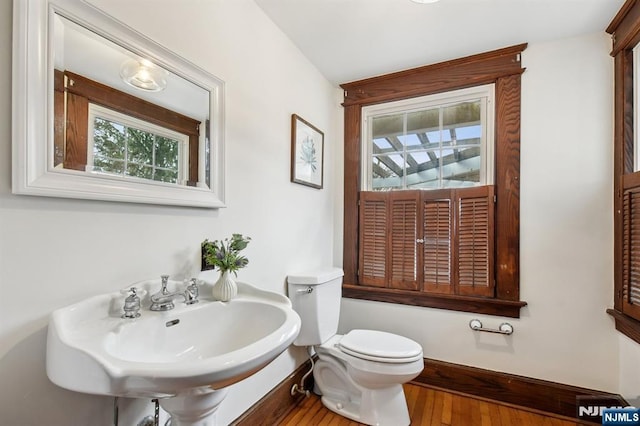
[287,268,344,285]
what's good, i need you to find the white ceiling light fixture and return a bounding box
[410,0,440,3]
[120,59,168,92]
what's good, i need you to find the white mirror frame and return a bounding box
[12,0,226,208]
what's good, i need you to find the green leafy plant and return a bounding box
[202,234,251,276]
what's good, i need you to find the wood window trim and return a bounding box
[341,44,527,318]
[55,70,201,184]
[608,0,640,345]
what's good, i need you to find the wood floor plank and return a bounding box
[277,383,581,426]
[404,383,419,417]
[299,399,324,424]
[466,394,482,426]
[422,387,436,426]
[450,393,463,426]
[310,404,330,425]
[497,404,515,426]
[478,400,492,426]
[429,388,445,426]
[411,382,429,425]
[440,391,453,425]
[489,400,504,426]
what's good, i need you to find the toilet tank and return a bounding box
[287,268,344,346]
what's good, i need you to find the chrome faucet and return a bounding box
[184,278,199,304]
[122,287,141,319]
[150,275,199,311]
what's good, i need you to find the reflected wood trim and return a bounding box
[415,358,626,420]
[60,70,200,181]
[65,92,88,171]
[188,134,198,185]
[54,69,65,167]
[64,71,200,137]
[230,357,314,426]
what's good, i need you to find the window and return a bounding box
[358,86,497,298]
[607,0,640,344]
[88,104,188,184]
[363,85,494,190]
[341,44,527,317]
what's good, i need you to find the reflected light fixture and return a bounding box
[120,59,168,92]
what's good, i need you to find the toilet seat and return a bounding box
[337,330,423,363]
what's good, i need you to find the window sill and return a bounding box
[607,308,640,345]
[342,283,527,318]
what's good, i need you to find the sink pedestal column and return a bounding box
[159,387,228,426]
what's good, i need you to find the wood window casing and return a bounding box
[54,70,201,185]
[607,0,640,345]
[341,44,528,318]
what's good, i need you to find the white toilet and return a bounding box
[287,268,424,426]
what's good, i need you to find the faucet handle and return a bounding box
[184,278,199,305]
[160,275,170,293]
[122,287,141,319]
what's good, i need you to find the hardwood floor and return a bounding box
[278,383,581,425]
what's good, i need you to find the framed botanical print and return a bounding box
[291,114,324,189]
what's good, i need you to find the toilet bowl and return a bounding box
[287,268,424,426]
[314,331,423,425]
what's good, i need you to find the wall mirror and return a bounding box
[12,0,225,208]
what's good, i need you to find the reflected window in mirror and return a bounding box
[89,106,187,184]
[54,70,201,186]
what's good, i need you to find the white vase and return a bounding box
[212,270,237,302]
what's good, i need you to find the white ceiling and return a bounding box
[254,0,625,85]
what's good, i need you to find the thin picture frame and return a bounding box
[291,114,324,189]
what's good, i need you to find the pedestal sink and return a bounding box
[46,271,301,425]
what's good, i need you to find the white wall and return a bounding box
[0,0,341,424]
[619,334,640,406]
[0,0,631,422]
[339,31,619,394]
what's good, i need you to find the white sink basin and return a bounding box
[46,272,301,425]
[104,301,288,365]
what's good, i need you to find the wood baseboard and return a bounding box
[231,356,625,424]
[414,358,626,420]
[230,358,314,426]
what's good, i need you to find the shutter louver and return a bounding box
[422,190,453,294]
[622,173,640,320]
[390,193,419,290]
[359,192,387,287]
[358,186,495,298]
[456,186,495,297]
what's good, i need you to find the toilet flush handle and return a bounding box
[296,286,314,294]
